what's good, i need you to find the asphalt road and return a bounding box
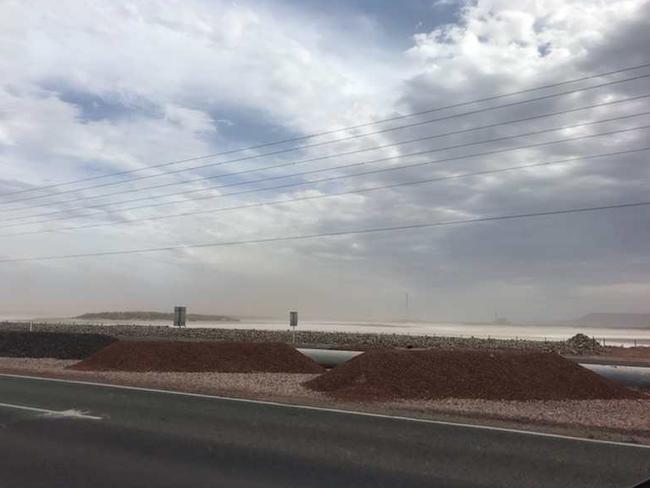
[0,374,648,488]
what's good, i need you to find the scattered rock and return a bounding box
[1,322,606,355]
[565,333,604,354]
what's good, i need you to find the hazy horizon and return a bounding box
[4,308,650,327]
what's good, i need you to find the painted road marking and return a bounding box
[0,372,647,449]
[0,400,102,420]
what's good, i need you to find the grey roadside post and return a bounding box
[174,306,187,327]
[289,311,298,344]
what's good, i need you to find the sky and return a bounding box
[0,0,649,322]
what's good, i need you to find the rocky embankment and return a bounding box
[0,322,604,355]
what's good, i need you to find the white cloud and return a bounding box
[0,0,649,320]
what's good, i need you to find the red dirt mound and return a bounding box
[304,349,644,401]
[70,341,324,373]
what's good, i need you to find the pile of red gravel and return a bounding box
[70,341,324,373]
[304,349,644,401]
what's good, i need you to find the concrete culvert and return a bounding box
[69,341,324,373]
[304,348,645,401]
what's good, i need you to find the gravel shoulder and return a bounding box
[0,358,322,403]
[1,358,649,445]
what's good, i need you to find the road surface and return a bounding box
[0,374,648,487]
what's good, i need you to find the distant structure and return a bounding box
[289,311,298,343]
[174,306,187,327]
[493,312,510,325]
[404,292,410,321]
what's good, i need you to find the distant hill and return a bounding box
[576,313,650,328]
[75,311,239,322]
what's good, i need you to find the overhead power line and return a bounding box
[3,66,650,199]
[3,123,648,234]
[2,146,647,239]
[3,112,649,225]
[5,93,648,212]
[1,199,649,264]
[5,124,649,229]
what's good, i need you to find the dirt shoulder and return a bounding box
[1,358,649,446]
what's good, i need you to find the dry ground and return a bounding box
[1,358,649,445]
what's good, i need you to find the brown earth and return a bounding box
[70,341,324,373]
[572,346,650,367]
[602,346,650,360]
[304,348,644,401]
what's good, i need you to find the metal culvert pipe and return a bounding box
[297,348,362,368]
[580,364,650,389]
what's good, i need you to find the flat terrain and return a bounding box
[75,311,238,322]
[0,321,607,355]
[0,374,649,488]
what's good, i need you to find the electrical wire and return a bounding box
[4,93,647,212]
[1,200,648,264]
[3,69,650,201]
[2,129,647,233]
[3,111,648,225]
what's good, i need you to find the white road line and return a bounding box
[0,400,102,420]
[0,372,647,449]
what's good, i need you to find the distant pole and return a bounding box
[404,292,409,321]
[289,311,298,344]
